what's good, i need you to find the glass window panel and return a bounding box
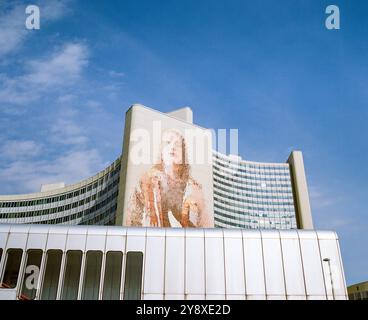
[102,251,123,300]
[82,251,102,300]
[61,250,82,300]
[123,252,143,300]
[41,250,63,300]
[20,249,43,300]
[1,249,23,288]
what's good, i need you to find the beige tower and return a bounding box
[287,151,314,229]
[115,104,214,228]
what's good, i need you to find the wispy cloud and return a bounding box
[0,1,124,195]
[0,3,26,57]
[49,107,88,146]
[309,185,345,209]
[0,0,69,57]
[0,149,105,194]
[108,70,125,78]
[1,140,42,159]
[24,42,88,86]
[41,0,71,21]
[0,42,89,107]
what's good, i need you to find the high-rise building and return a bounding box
[0,104,313,230]
[0,104,347,300]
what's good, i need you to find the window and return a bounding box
[40,250,62,300]
[82,251,102,300]
[61,251,82,300]
[1,249,23,288]
[123,252,143,300]
[102,251,123,300]
[20,250,43,300]
[0,248,3,265]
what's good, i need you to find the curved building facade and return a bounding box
[213,152,297,229]
[0,158,121,226]
[0,104,313,230]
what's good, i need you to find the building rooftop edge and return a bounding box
[0,149,295,200]
[0,104,298,200]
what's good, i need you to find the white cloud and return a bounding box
[0,4,26,56]
[108,70,125,78]
[49,107,88,146]
[57,94,76,103]
[0,0,69,57]
[1,140,42,159]
[0,2,123,195]
[0,42,89,106]
[50,118,88,145]
[0,149,105,193]
[309,185,344,209]
[25,43,89,86]
[42,0,71,21]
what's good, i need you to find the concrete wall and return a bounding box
[287,151,314,229]
[117,104,214,228]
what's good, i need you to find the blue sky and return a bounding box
[0,0,367,285]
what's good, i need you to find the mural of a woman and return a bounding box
[127,128,211,227]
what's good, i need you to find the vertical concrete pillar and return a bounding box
[287,151,314,229]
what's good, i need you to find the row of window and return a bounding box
[214,212,294,226]
[214,191,294,207]
[214,215,296,230]
[28,204,117,226]
[215,207,296,221]
[214,184,293,201]
[0,189,119,220]
[213,164,291,181]
[214,202,295,218]
[348,291,368,300]
[213,163,291,178]
[0,166,120,209]
[214,207,295,225]
[213,155,290,171]
[0,248,142,300]
[213,172,292,188]
[213,177,292,194]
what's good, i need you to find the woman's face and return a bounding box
[161,130,184,166]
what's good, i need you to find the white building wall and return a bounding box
[0,225,347,300]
